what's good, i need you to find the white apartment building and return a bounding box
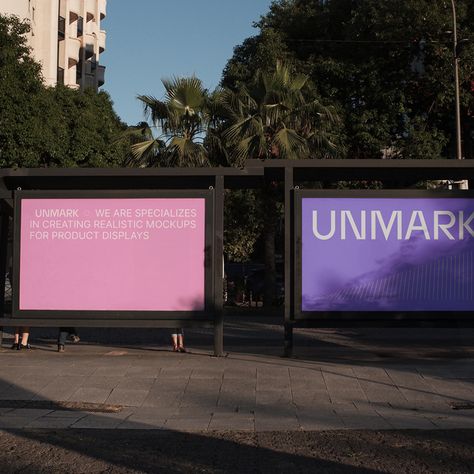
[1,0,106,90]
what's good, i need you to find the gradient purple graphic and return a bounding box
[302,198,474,312]
[20,198,206,311]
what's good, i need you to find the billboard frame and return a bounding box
[12,189,215,321]
[293,188,474,323]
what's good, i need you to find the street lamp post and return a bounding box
[451,0,462,161]
[450,0,468,189]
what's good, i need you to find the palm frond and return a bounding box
[272,127,308,159]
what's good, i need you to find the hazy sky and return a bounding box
[101,0,273,126]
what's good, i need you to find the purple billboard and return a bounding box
[301,196,474,312]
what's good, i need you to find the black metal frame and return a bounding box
[12,189,214,321]
[2,161,474,356]
[293,188,474,323]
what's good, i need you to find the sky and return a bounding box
[101,0,273,126]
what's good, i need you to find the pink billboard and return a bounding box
[18,197,207,311]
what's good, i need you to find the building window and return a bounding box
[58,16,65,40]
[57,67,64,84]
[77,17,83,37]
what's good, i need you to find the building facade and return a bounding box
[0,0,106,90]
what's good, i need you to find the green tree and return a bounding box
[0,14,127,168]
[131,77,219,167]
[223,0,474,160]
[221,61,341,165]
[0,14,45,167]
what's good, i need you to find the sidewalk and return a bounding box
[0,319,472,432]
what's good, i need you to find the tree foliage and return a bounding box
[131,77,220,167]
[0,14,128,168]
[222,0,474,160]
[220,61,342,166]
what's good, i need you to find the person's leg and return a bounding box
[177,329,186,352]
[11,328,19,349]
[19,327,30,349]
[57,328,68,352]
[171,331,179,351]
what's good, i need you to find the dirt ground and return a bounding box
[0,429,472,473]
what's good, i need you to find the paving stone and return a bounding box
[208,415,254,431]
[256,390,292,405]
[429,415,474,429]
[81,376,122,389]
[124,366,161,378]
[0,417,37,428]
[92,366,131,377]
[71,409,133,429]
[106,389,149,407]
[334,406,393,430]
[164,416,212,432]
[67,387,112,404]
[118,419,166,429]
[116,377,156,391]
[7,408,53,418]
[32,376,87,402]
[296,405,345,428]
[190,368,224,379]
[141,391,182,408]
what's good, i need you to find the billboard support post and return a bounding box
[213,175,224,356]
[0,210,9,347]
[284,166,294,357]
[0,211,9,319]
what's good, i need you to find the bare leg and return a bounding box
[11,328,20,349]
[171,334,178,351]
[177,334,186,352]
[20,327,29,346]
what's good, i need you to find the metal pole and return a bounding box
[213,175,224,356]
[284,166,294,357]
[0,210,10,348]
[451,0,468,189]
[452,0,462,162]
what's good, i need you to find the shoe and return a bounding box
[10,343,19,350]
[57,344,65,353]
[69,335,80,343]
[19,343,31,350]
[172,345,178,352]
[178,346,187,353]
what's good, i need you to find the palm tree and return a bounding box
[220,61,342,306]
[130,76,216,167]
[220,61,341,166]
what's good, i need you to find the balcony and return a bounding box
[69,0,82,17]
[69,0,81,26]
[99,0,107,21]
[67,37,81,67]
[98,30,106,54]
[69,11,78,24]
